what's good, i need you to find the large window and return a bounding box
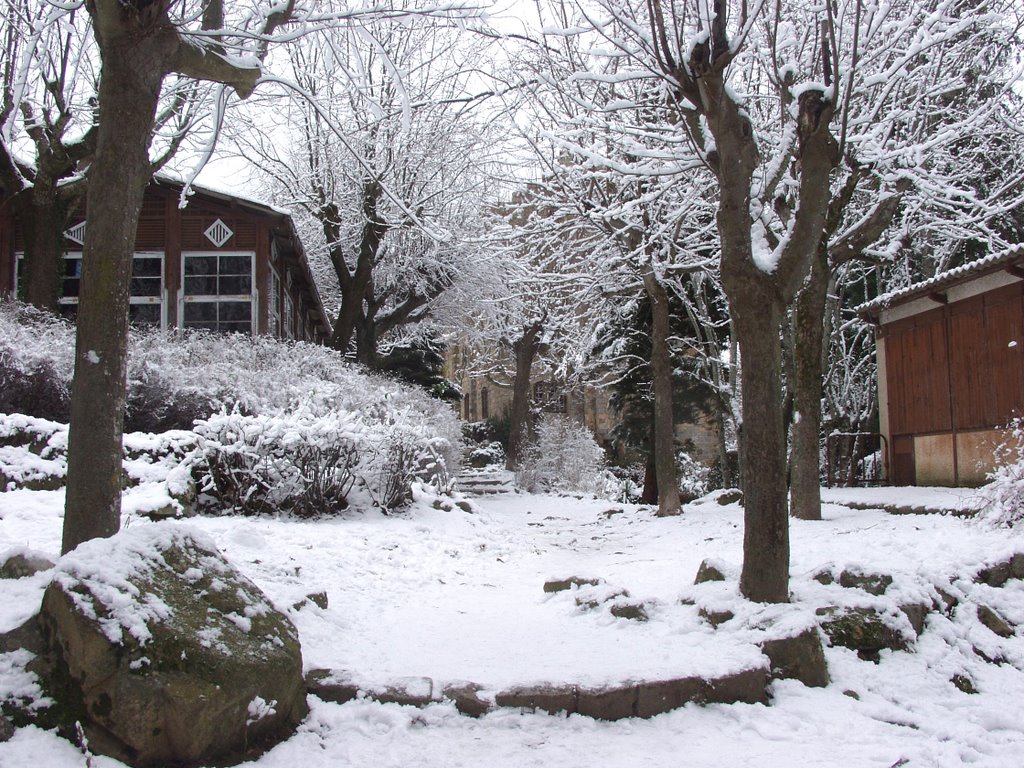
[47,251,165,327]
[180,251,254,334]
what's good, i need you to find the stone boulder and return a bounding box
[838,569,892,596]
[818,607,909,661]
[0,550,55,579]
[39,523,306,767]
[759,628,830,687]
[694,559,728,584]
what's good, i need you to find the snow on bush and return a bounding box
[0,302,73,422]
[676,451,711,502]
[516,415,606,495]
[0,300,463,516]
[979,419,1024,528]
[190,389,460,516]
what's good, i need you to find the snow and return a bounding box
[2,485,1024,767]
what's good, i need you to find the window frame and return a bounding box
[179,250,256,335]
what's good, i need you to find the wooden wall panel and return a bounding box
[885,307,951,436]
[135,191,167,250]
[983,284,1024,425]
[949,296,987,430]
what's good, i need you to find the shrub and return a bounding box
[516,415,606,495]
[979,419,1024,527]
[193,405,364,518]
[676,450,711,502]
[193,398,458,517]
[0,303,73,421]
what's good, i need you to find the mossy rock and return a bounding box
[544,576,603,593]
[977,605,1014,638]
[39,523,307,767]
[818,607,909,661]
[0,551,55,579]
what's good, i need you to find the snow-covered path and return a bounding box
[2,487,1024,767]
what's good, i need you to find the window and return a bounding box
[532,380,567,413]
[49,252,165,327]
[181,251,254,334]
[481,386,490,420]
[283,292,295,339]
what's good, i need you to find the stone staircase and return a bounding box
[456,467,516,496]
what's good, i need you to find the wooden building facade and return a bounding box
[0,177,330,342]
[862,247,1024,486]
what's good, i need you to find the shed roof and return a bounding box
[858,245,1024,320]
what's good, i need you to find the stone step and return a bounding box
[456,470,515,495]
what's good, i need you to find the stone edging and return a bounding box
[305,628,829,720]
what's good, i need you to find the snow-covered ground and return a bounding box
[2,484,1024,768]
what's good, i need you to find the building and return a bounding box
[0,176,330,342]
[860,247,1024,486]
[449,347,721,465]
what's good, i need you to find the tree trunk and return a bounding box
[789,247,829,520]
[732,302,790,603]
[715,403,731,489]
[330,286,364,353]
[505,322,542,471]
[21,187,69,310]
[355,317,379,368]
[640,448,658,504]
[328,180,385,355]
[643,268,681,516]
[62,31,169,554]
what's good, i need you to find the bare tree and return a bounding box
[524,0,1020,600]
[233,14,495,366]
[0,2,210,310]
[63,0,485,552]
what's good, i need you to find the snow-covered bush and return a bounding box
[193,397,459,517]
[0,302,73,422]
[603,464,644,503]
[979,420,1024,527]
[516,415,606,495]
[467,441,505,468]
[676,451,711,502]
[193,405,363,517]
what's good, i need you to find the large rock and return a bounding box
[818,607,909,661]
[759,628,830,687]
[39,523,306,767]
[0,550,55,579]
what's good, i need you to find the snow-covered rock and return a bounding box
[38,523,306,767]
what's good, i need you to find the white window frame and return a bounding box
[18,250,167,328]
[179,250,256,334]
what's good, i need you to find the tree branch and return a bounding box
[170,38,260,99]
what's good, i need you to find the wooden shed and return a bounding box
[860,247,1024,486]
[0,176,330,343]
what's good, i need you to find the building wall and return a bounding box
[456,365,721,466]
[880,277,1024,486]
[0,183,326,343]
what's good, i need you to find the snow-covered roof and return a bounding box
[152,173,292,219]
[858,245,1024,319]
